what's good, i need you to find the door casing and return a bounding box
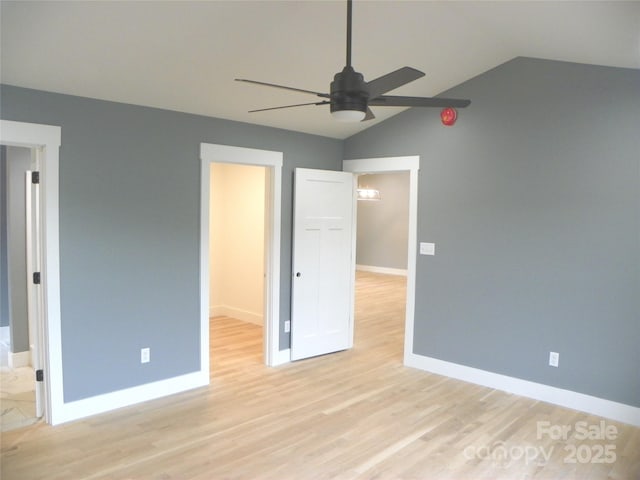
[25,168,45,418]
[1,120,61,424]
[200,143,284,367]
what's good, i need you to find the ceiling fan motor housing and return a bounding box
[330,66,369,114]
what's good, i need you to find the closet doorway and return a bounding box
[209,163,266,365]
[200,142,283,370]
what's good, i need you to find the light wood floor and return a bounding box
[1,271,639,479]
[0,366,37,432]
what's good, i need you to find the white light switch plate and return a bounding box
[141,347,150,364]
[420,242,435,255]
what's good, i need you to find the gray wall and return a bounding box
[0,84,343,401]
[356,172,409,270]
[345,57,640,408]
[2,146,32,353]
[2,56,638,409]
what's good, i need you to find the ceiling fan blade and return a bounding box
[236,79,329,98]
[248,101,330,113]
[363,108,375,121]
[367,67,425,98]
[369,95,471,108]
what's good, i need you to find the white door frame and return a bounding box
[1,119,61,424]
[200,143,284,367]
[25,168,46,418]
[343,156,419,364]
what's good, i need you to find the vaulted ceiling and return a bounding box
[2,1,639,139]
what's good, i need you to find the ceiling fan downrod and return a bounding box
[346,0,353,68]
[331,0,369,121]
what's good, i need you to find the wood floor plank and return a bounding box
[1,271,638,479]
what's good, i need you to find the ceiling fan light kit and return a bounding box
[237,0,470,123]
[332,109,367,122]
[330,66,368,121]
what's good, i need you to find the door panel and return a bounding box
[291,168,354,361]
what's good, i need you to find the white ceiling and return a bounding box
[2,1,639,139]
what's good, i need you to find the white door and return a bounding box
[25,169,44,418]
[291,168,355,361]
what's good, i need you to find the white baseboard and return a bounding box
[270,348,291,367]
[51,370,209,426]
[405,352,640,427]
[356,264,407,276]
[210,305,263,326]
[8,349,31,368]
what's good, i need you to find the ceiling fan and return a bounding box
[236,0,470,122]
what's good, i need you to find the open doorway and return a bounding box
[344,156,420,365]
[0,120,61,425]
[199,143,283,370]
[353,172,410,362]
[1,145,39,431]
[356,172,410,276]
[209,163,266,366]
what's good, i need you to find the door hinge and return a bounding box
[36,369,44,382]
[31,171,40,184]
[33,272,41,284]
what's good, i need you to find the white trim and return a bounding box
[406,353,640,427]
[8,350,31,368]
[344,156,420,173]
[271,348,291,367]
[51,371,208,425]
[1,120,60,425]
[199,156,212,382]
[200,143,283,367]
[356,264,407,276]
[210,306,263,326]
[343,156,419,365]
[347,174,358,350]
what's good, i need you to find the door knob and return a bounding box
[296,272,302,277]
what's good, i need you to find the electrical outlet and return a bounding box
[141,347,150,364]
[284,320,291,333]
[549,351,559,367]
